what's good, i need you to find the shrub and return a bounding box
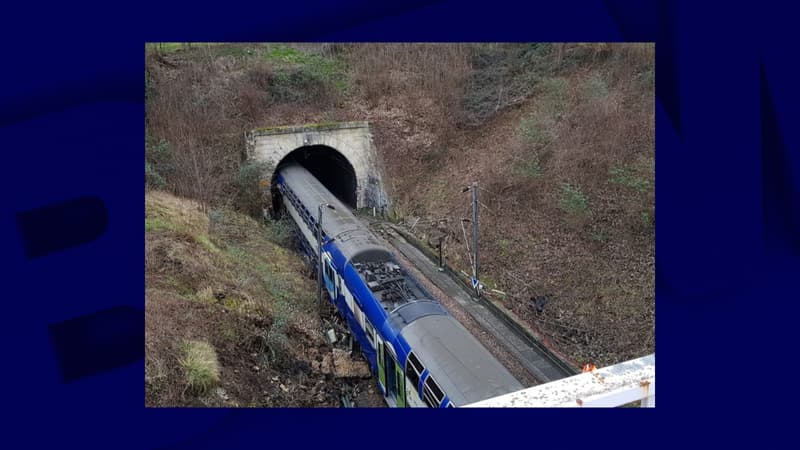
[583,72,609,100]
[609,166,650,194]
[641,211,654,231]
[145,137,173,189]
[264,215,295,248]
[194,234,219,253]
[145,161,166,189]
[536,77,569,119]
[264,300,291,364]
[208,209,224,235]
[180,340,220,392]
[462,44,565,126]
[559,182,588,214]
[514,158,543,178]
[264,45,348,104]
[235,160,273,218]
[518,116,553,148]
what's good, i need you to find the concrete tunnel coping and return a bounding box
[245,121,390,211]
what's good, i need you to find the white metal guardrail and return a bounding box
[465,353,655,407]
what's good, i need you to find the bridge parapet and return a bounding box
[465,353,655,407]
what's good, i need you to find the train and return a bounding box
[274,163,522,407]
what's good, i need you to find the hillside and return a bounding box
[145,42,654,369]
[145,191,378,406]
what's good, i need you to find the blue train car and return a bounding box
[276,163,522,407]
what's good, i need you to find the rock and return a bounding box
[331,348,371,378]
[214,387,229,401]
[279,384,289,393]
[253,365,260,371]
[272,376,279,382]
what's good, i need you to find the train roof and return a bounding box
[278,163,390,263]
[400,314,523,406]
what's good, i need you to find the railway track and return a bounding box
[367,219,576,384]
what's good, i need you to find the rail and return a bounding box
[387,224,577,378]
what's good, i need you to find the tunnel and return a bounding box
[273,145,358,209]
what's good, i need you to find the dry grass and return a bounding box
[146,190,209,236]
[180,340,220,392]
[145,190,327,407]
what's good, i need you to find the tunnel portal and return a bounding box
[246,121,390,211]
[274,145,357,208]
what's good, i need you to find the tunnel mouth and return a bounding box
[272,145,357,209]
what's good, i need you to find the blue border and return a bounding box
[2,0,798,448]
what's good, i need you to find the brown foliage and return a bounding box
[345,43,472,141]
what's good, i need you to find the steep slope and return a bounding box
[145,191,377,407]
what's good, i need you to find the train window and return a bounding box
[354,304,363,327]
[423,376,444,408]
[407,353,424,375]
[422,389,436,408]
[405,352,423,393]
[364,320,375,347]
[406,366,419,393]
[344,288,354,312]
[325,262,333,280]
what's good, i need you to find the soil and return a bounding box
[145,191,386,408]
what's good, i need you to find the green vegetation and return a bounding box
[147,43,221,54]
[145,216,178,232]
[513,158,542,178]
[265,298,292,363]
[235,160,273,219]
[641,211,653,230]
[146,190,325,405]
[583,72,609,100]
[147,42,184,53]
[180,340,220,392]
[145,136,172,190]
[214,44,255,58]
[194,234,219,253]
[195,286,216,303]
[536,76,569,119]
[609,166,651,194]
[513,75,570,180]
[559,182,589,214]
[518,116,553,148]
[264,45,349,101]
[590,229,612,243]
[463,44,571,126]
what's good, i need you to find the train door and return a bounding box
[377,340,405,407]
[322,253,336,299]
[377,339,386,394]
